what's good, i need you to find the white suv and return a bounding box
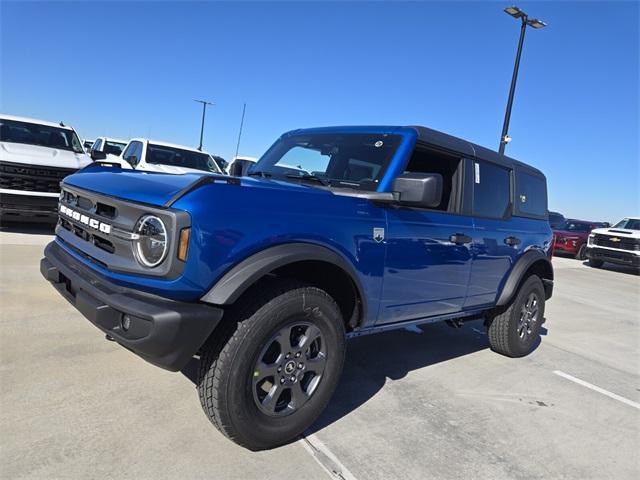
[0,114,91,223]
[114,138,223,175]
[586,217,640,269]
[89,136,129,167]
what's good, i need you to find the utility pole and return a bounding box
[499,6,547,155]
[194,99,214,150]
[235,103,247,159]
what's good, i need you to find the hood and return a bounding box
[0,141,91,169]
[62,167,330,207]
[590,227,640,238]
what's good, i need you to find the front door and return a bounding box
[378,210,474,324]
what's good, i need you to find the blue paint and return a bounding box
[56,125,552,331]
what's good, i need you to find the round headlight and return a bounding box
[134,215,168,267]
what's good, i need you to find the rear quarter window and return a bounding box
[515,170,547,218]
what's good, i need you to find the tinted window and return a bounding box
[473,162,511,218]
[104,141,126,156]
[560,221,592,232]
[516,171,547,217]
[613,218,640,230]
[145,144,220,172]
[0,119,84,153]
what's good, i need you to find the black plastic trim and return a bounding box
[41,241,223,371]
[163,174,240,207]
[201,243,367,319]
[496,249,554,306]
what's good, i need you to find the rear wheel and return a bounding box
[197,280,345,451]
[487,275,545,358]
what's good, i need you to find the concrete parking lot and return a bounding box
[1,225,638,480]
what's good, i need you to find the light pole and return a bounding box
[194,99,214,151]
[499,6,547,155]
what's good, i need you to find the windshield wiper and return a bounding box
[247,170,272,178]
[284,173,330,186]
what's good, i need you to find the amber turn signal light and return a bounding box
[178,228,191,262]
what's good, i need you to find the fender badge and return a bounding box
[373,227,385,243]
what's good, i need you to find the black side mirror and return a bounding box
[229,161,244,177]
[392,173,443,208]
[128,155,139,167]
[91,150,107,161]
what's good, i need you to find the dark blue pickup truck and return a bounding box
[41,125,553,450]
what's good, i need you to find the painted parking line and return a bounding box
[300,433,358,480]
[553,370,640,410]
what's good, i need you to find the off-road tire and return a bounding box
[197,280,346,451]
[588,258,604,268]
[487,275,545,358]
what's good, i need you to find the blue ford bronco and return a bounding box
[41,126,553,450]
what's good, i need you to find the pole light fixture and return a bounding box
[498,6,547,155]
[194,99,215,151]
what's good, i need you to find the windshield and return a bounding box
[559,221,592,232]
[613,218,640,230]
[105,141,126,156]
[0,119,84,153]
[145,144,221,173]
[251,133,402,190]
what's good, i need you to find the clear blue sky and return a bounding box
[1,1,638,222]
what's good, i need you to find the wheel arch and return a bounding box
[200,243,366,330]
[496,249,554,307]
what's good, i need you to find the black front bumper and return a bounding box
[40,241,224,371]
[1,192,59,222]
[586,246,640,267]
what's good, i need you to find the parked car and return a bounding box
[211,155,228,172]
[99,138,223,175]
[41,125,553,450]
[89,137,129,166]
[226,155,257,176]
[548,210,565,229]
[586,217,640,269]
[0,114,91,223]
[553,219,609,260]
[83,139,94,153]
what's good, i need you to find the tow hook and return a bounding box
[445,319,464,329]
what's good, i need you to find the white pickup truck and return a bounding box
[586,217,640,270]
[0,114,92,222]
[97,138,224,175]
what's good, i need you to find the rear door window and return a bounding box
[472,161,511,218]
[516,171,547,217]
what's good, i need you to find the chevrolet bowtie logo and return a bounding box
[610,237,621,242]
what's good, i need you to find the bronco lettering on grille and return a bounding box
[59,204,111,234]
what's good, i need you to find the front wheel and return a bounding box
[487,275,545,358]
[575,243,587,260]
[588,257,604,268]
[197,280,346,450]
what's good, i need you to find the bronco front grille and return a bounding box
[0,161,76,193]
[593,234,639,251]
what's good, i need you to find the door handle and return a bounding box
[504,236,521,246]
[449,233,472,245]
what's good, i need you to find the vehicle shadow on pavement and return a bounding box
[306,320,490,434]
[180,319,545,440]
[580,261,639,276]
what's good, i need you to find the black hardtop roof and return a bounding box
[409,125,544,178]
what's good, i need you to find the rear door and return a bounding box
[465,160,519,308]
